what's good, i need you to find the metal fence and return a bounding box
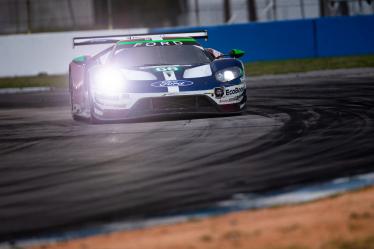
[0,0,373,35]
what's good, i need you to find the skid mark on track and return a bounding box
[0,78,374,241]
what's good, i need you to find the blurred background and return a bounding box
[0,0,373,34]
[0,0,373,77]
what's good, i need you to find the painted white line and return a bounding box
[0,87,51,94]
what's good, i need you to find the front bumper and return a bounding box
[91,84,247,120]
[92,94,246,120]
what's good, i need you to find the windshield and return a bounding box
[111,45,211,67]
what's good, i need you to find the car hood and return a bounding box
[117,63,223,93]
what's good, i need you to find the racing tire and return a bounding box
[87,89,101,124]
[69,74,81,122]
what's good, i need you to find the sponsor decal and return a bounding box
[219,95,243,104]
[225,86,245,96]
[133,41,184,47]
[151,80,193,87]
[214,87,224,99]
[155,66,179,72]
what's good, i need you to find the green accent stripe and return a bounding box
[73,55,86,63]
[117,38,196,45]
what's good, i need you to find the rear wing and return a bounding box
[73,30,208,48]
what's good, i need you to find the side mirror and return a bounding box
[229,49,245,59]
[73,55,92,64]
[205,48,223,59]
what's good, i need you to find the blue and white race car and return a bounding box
[69,31,246,122]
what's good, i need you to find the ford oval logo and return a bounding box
[151,80,194,87]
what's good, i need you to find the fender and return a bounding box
[210,58,243,72]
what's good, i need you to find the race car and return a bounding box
[69,31,246,122]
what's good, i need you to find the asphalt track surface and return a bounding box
[1,71,374,242]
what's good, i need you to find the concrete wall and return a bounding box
[0,0,95,34]
[0,28,147,77]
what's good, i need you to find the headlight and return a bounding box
[92,67,124,94]
[183,64,212,78]
[215,67,242,82]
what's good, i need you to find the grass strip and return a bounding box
[245,54,374,76]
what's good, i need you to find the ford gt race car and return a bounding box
[69,31,246,122]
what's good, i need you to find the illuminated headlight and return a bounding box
[92,68,124,94]
[215,67,242,82]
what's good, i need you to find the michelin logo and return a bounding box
[225,86,245,96]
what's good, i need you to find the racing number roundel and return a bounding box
[155,67,179,72]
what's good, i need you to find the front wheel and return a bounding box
[69,74,81,122]
[87,90,102,124]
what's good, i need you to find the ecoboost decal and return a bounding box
[225,86,245,96]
